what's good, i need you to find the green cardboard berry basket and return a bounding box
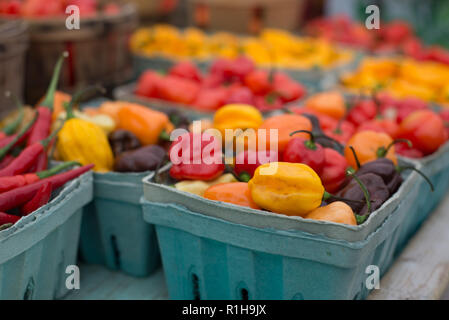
[0,170,93,300]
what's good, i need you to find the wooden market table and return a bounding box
[64,194,449,300]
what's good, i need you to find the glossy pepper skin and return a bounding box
[335,173,389,216]
[169,132,225,181]
[204,182,260,209]
[304,91,346,120]
[213,104,263,137]
[234,150,279,181]
[21,181,52,216]
[249,162,324,217]
[346,99,377,127]
[344,130,397,169]
[108,129,141,157]
[397,110,446,155]
[305,201,356,226]
[174,173,237,196]
[320,148,348,193]
[283,133,325,175]
[355,158,402,196]
[117,103,171,146]
[114,145,166,173]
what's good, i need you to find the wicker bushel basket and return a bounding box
[0,20,28,118]
[1,2,138,104]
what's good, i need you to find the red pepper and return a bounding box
[254,93,283,112]
[320,148,348,193]
[0,154,15,170]
[234,150,279,181]
[0,114,37,163]
[0,161,78,193]
[156,75,200,105]
[0,127,60,177]
[347,99,377,127]
[395,142,424,159]
[244,70,272,95]
[192,87,228,111]
[357,118,399,139]
[0,164,93,212]
[272,73,306,103]
[169,132,224,181]
[21,181,52,216]
[168,61,202,83]
[324,119,356,144]
[0,212,20,226]
[225,87,255,105]
[135,70,162,98]
[283,130,326,175]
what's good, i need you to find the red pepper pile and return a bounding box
[135,57,306,112]
[305,15,449,66]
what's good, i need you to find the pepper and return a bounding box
[57,92,114,172]
[248,162,325,216]
[135,70,162,98]
[258,114,312,153]
[0,161,78,193]
[324,119,356,144]
[0,125,60,177]
[320,148,348,193]
[0,164,93,212]
[234,150,279,182]
[114,145,166,173]
[0,212,20,227]
[0,114,37,163]
[304,91,346,120]
[169,132,225,181]
[355,158,403,196]
[192,87,229,111]
[117,103,171,146]
[56,109,116,135]
[0,92,24,139]
[357,118,399,139]
[108,129,142,157]
[156,75,200,104]
[174,173,237,196]
[213,104,263,138]
[346,99,377,127]
[168,61,203,83]
[344,130,398,168]
[305,201,356,226]
[204,182,260,209]
[0,154,15,170]
[397,110,446,155]
[20,181,52,216]
[27,52,67,171]
[283,130,325,175]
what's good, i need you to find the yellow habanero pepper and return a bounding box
[248,162,324,217]
[57,100,114,172]
[213,104,263,137]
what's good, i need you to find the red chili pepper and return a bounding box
[0,212,20,226]
[254,93,283,112]
[135,70,162,98]
[347,99,377,127]
[272,73,306,103]
[357,118,399,139]
[320,148,349,193]
[192,87,228,111]
[0,114,37,163]
[234,150,279,181]
[0,161,78,193]
[283,130,326,175]
[169,132,224,181]
[0,154,15,170]
[21,181,52,216]
[0,164,93,212]
[168,61,203,83]
[394,142,424,159]
[324,119,356,144]
[0,127,60,177]
[156,75,200,105]
[244,70,272,95]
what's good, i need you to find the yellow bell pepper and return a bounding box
[174,173,238,196]
[248,162,324,216]
[213,104,263,137]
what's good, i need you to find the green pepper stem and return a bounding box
[36,161,79,179]
[239,172,251,182]
[159,130,171,142]
[290,129,315,143]
[40,52,68,111]
[41,125,63,149]
[377,139,412,158]
[397,165,434,192]
[349,145,361,169]
[3,92,24,136]
[347,170,372,214]
[0,113,38,162]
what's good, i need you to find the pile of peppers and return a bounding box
[168,97,440,226]
[0,53,95,230]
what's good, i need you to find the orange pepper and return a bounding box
[305,201,356,226]
[344,130,397,168]
[117,103,170,145]
[258,114,312,153]
[47,91,71,122]
[304,91,346,120]
[98,101,124,124]
[203,182,260,209]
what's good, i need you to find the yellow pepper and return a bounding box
[213,104,263,137]
[56,100,114,172]
[54,110,116,135]
[174,173,237,196]
[248,162,324,217]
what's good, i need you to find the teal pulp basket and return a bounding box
[79,171,160,277]
[141,163,426,300]
[0,171,93,300]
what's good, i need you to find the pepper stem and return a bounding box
[40,52,68,111]
[348,145,361,169]
[40,125,63,149]
[377,139,412,158]
[239,172,251,182]
[347,170,372,214]
[36,161,79,179]
[3,91,24,135]
[397,166,434,192]
[0,113,38,162]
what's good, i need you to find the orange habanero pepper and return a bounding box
[203,182,260,209]
[304,91,346,120]
[305,201,356,226]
